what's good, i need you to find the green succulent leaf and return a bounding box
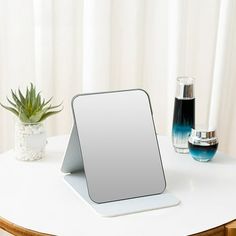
[48,102,63,110]
[11,90,23,108]
[0,83,63,123]
[43,97,53,108]
[6,97,17,108]
[39,109,63,122]
[18,89,25,104]
[29,112,45,123]
[19,110,30,123]
[0,103,19,116]
[26,88,29,102]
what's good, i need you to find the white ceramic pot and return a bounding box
[15,122,47,161]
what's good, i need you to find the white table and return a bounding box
[0,135,236,236]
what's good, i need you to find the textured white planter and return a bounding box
[15,122,47,161]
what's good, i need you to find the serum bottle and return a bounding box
[172,77,195,154]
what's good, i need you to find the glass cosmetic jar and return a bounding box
[188,128,218,162]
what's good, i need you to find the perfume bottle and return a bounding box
[172,77,195,153]
[188,128,218,162]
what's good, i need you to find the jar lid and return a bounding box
[189,128,218,146]
[191,129,216,139]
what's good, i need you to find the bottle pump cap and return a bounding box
[176,77,195,99]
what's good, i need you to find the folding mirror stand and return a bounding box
[61,90,180,216]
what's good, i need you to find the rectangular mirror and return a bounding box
[72,89,166,203]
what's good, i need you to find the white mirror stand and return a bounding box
[61,90,180,216]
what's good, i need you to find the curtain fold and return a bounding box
[209,0,233,129]
[83,0,111,92]
[0,0,236,157]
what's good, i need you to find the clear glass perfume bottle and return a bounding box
[172,77,195,153]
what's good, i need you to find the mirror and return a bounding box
[72,89,166,203]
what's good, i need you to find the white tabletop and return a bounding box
[0,135,235,236]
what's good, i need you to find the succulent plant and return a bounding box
[0,83,62,123]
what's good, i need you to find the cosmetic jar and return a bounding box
[188,128,218,162]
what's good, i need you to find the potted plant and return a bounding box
[0,83,62,161]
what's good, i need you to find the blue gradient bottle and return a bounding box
[172,77,195,153]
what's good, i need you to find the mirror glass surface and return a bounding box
[72,89,166,203]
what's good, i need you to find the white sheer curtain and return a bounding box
[0,0,236,157]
